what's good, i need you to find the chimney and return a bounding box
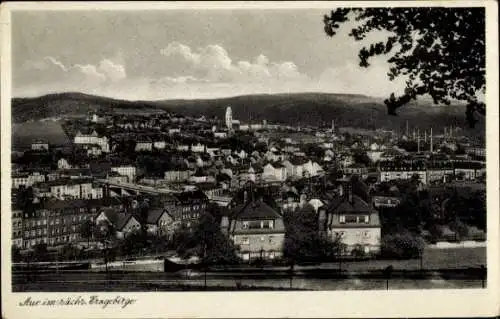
[243,190,248,203]
[221,216,229,234]
[300,194,307,207]
[338,184,344,197]
[346,181,353,204]
[318,209,327,232]
[430,128,433,153]
[417,129,420,153]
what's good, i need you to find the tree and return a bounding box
[324,8,485,128]
[60,243,80,261]
[12,246,23,263]
[32,243,49,262]
[381,232,424,259]
[119,229,149,257]
[284,204,342,264]
[171,213,239,264]
[78,219,94,250]
[94,220,116,272]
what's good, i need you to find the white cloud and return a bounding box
[17,42,407,101]
[317,58,408,97]
[23,56,126,85]
[159,42,308,84]
[98,59,126,81]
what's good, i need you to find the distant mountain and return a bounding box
[11,92,484,136]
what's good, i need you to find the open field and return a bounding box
[12,120,71,148]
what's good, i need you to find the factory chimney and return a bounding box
[430,128,434,153]
[417,129,420,153]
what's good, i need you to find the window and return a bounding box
[345,215,358,223]
[43,229,47,235]
[359,215,370,224]
[43,219,47,225]
[242,237,249,245]
[260,236,265,241]
[269,236,274,244]
[363,231,370,238]
[242,221,249,229]
[339,215,346,224]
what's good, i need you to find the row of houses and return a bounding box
[12,188,212,249]
[221,181,381,261]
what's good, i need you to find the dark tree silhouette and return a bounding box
[324,8,485,128]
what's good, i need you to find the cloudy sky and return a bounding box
[12,9,408,100]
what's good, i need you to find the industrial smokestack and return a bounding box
[430,128,433,153]
[417,129,420,153]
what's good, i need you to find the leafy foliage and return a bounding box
[324,8,485,127]
[444,190,486,231]
[171,212,240,265]
[78,219,94,244]
[381,231,424,259]
[12,246,23,263]
[32,243,49,262]
[283,204,343,263]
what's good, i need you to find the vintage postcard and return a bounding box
[1,1,499,318]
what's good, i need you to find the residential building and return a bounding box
[111,165,137,183]
[221,199,286,261]
[135,139,153,152]
[58,158,72,170]
[153,140,167,149]
[33,178,94,200]
[372,195,402,208]
[191,143,206,153]
[12,171,46,189]
[320,183,381,256]
[74,130,110,152]
[12,209,23,248]
[95,209,141,239]
[164,168,193,182]
[31,140,49,151]
[262,163,287,182]
[145,208,176,236]
[22,198,123,248]
[163,190,209,227]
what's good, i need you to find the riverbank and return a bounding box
[12,270,485,292]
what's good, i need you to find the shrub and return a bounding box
[381,232,425,259]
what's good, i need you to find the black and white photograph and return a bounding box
[1,1,499,318]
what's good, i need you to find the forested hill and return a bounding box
[12,92,484,135]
